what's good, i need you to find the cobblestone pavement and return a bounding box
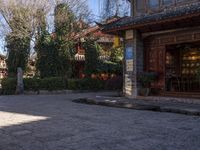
[0,93,200,150]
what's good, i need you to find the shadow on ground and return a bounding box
[0,94,200,150]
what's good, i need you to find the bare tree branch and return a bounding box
[0,0,50,39]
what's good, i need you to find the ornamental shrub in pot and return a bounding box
[138,72,158,96]
[197,67,200,81]
[197,67,200,88]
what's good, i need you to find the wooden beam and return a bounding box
[142,26,200,38]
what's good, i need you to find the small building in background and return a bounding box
[0,54,7,79]
[74,18,122,78]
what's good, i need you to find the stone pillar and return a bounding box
[16,67,24,94]
[123,30,144,98]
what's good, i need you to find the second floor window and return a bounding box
[136,0,196,15]
[137,0,145,12]
[163,0,173,5]
[176,0,188,3]
[149,0,159,8]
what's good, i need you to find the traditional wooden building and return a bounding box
[74,18,121,78]
[101,0,200,98]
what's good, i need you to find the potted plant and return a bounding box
[196,67,200,83]
[138,72,158,96]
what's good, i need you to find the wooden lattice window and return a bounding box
[148,0,160,8]
[136,0,145,12]
[162,0,173,5]
[135,0,198,15]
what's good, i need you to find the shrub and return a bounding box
[68,78,105,90]
[197,67,200,81]
[1,77,68,95]
[104,76,123,90]
[67,79,80,90]
[1,76,123,95]
[83,39,100,76]
[24,78,40,91]
[138,72,158,88]
[81,78,105,90]
[39,77,67,91]
[97,61,122,75]
[1,78,17,95]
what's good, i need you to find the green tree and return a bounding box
[36,31,61,78]
[6,34,31,77]
[110,47,123,63]
[83,39,100,76]
[54,3,77,77]
[54,3,76,36]
[36,3,77,78]
[5,7,31,77]
[35,9,61,78]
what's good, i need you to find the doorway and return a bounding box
[165,44,200,92]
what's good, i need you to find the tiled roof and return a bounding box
[102,2,200,32]
[0,54,6,59]
[75,17,120,39]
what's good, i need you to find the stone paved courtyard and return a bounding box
[0,93,200,150]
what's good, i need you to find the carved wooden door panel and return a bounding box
[149,48,158,72]
[157,47,166,89]
[146,46,166,89]
[157,47,165,73]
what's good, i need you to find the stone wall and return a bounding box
[123,30,144,98]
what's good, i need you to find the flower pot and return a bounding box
[139,88,150,96]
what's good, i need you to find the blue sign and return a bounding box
[125,47,133,60]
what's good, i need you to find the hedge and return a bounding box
[104,76,123,90]
[68,77,122,91]
[68,78,105,90]
[1,78,16,95]
[1,76,122,95]
[24,78,40,91]
[39,77,67,91]
[1,77,67,94]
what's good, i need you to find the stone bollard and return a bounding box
[16,67,24,94]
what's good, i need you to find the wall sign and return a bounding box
[125,47,133,60]
[125,47,134,72]
[125,30,133,40]
[126,60,133,72]
[125,74,132,96]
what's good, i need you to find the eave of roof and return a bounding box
[102,2,200,33]
[75,17,121,40]
[0,54,6,59]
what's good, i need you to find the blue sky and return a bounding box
[88,0,100,17]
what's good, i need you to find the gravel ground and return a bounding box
[0,93,199,150]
